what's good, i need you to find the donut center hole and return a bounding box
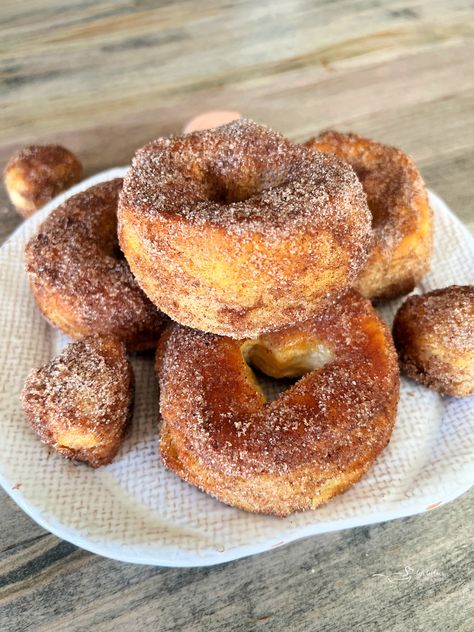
[206,177,252,204]
[205,171,289,204]
[112,243,126,260]
[354,167,391,228]
[367,197,390,229]
[251,368,298,403]
[241,340,333,402]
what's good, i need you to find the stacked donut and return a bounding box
[16,118,472,517]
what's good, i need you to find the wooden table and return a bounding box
[1,2,473,630]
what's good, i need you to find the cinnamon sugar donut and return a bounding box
[25,179,166,351]
[305,131,433,301]
[4,144,83,218]
[393,286,474,397]
[22,335,134,467]
[119,119,372,338]
[156,290,399,516]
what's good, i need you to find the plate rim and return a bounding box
[1,463,472,567]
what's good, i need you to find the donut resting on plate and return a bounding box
[119,119,372,338]
[305,131,433,301]
[156,290,400,516]
[393,286,474,396]
[22,335,134,467]
[25,179,167,351]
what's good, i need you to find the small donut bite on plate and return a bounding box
[4,144,83,218]
[393,286,474,397]
[22,335,134,467]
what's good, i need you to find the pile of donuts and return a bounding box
[6,113,473,517]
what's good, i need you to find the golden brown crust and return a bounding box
[393,286,474,396]
[305,131,433,301]
[22,335,134,467]
[4,145,83,218]
[119,119,372,338]
[156,290,400,516]
[24,179,167,351]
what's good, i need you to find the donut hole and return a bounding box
[205,173,254,204]
[353,166,391,229]
[241,338,334,402]
[251,368,297,403]
[112,243,126,260]
[204,163,291,205]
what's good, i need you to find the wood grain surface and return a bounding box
[0,1,473,631]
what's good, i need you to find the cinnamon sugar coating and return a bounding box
[119,119,372,338]
[305,131,433,301]
[25,179,167,351]
[4,144,83,218]
[156,290,400,516]
[393,286,474,396]
[22,335,134,467]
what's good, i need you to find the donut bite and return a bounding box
[22,335,134,467]
[157,290,400,516]
[25,179,167,351]
[4,144,83,218]
[305,131,433,301]
[393,286,474,396]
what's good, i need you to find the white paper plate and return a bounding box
[0,168,473,567]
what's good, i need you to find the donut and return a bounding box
[156,290,400,516]
[183,110,241,133]
[25,179,167,351]
[4,144,83,218]
[393,286,474,397]
[22,335,134,467]
[119,119,372,338]
[305,131,433,301]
